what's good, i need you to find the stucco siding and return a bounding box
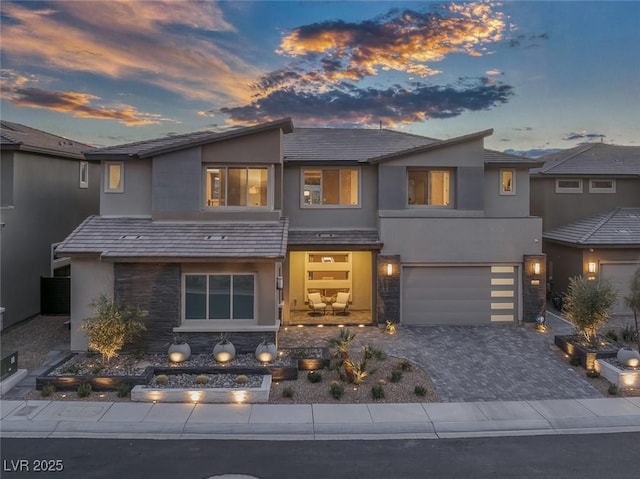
[152,147,201,214]
[484,167,531,217]
[100,159,152,216]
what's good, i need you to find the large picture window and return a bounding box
[184,274,255,320]
[302,168,359,206]
[205,166,268,207]
[407,169,451,206]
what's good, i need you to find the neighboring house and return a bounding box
[57,119,544,354]
[530,143,640,314]
[0,121,99,330]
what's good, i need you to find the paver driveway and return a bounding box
[279,315,602,402]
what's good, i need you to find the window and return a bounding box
[184,274,255,320]
[205,167,268,207]
[555,178,582,193]
[104,161,124,193]
[302,168,359,206]
[79,161,89,188]
[407,169,451,206]
[589,178,616,193]
[500,169,515,195]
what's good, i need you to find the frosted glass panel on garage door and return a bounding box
[402,266,491,325]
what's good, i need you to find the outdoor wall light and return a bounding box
[588,262,597,274]
[386,263,393,276]
[533,262,541,275]
[276,276,283,290]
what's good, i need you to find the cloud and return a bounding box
[506,32,550,48]
[0,1,258,105]
[1,71,170,125]
[222,78,513,127]
[563,131,606,141]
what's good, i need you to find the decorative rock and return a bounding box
[617,347,640,368]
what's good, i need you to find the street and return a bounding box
[1,433,638,479]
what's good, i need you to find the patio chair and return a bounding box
[307,292,327,315]
[331,291,351,315]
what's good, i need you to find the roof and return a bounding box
[0,121,93,159]
[532,143,640,176]
[287,229,382,249]
[484,149,543,168]
[57,216,289,260]
[543,207,640,247]
[86,118,293,160]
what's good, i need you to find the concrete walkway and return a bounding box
[2,397,640,440]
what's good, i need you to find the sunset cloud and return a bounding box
[0,1,258,105]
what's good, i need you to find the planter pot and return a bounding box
[213,341,236,363]
[617,347,640,368]
[255,342,277,363]
[168,342,191,363]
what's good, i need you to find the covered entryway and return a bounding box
[601,262,640,315]
[402,265,518,325]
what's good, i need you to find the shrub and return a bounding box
[155,374,169,385]
[371,384,385,400]
[282,386,295,398]
[569,357,581,367]
[91,364,105,375]
[195,374,208,385]
[414,385,427,397]
[562,276,617,345]
[363,344,387,361]
[390,371,403,383]
[399,360,413,372]
[307,371,322,383]
[235,374,248,384]
[608,383,618,395]
[116,382,131,398]
[621,323,638,343]
[586,369,600,378]
[80,295,147,364]
[344,358,368,385]
[41,384,56,398]
[329,380,345,400]
[77,383,92,398]
[604,330,619,343]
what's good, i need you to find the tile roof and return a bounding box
[287,229,381,248]
[543,207,640,246]
[532,143,640,176]
[57,216,289,260]
[86,118,293,159]
[0,121,92,159]
[484,149,543,168]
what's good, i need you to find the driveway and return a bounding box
[279,314,602,402]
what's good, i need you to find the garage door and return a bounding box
[402,266,517,325]
[601,263,640,315]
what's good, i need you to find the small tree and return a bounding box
[623,266,640,351]
[562,275,617,346]
[80,295,147,364]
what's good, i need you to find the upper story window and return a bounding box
[589,178,616,193]
[184,273,255,321]
[302,168,359,207]
[500,169,515,195]
[408,169,451,206]
[79,161,89,189]
[205,166,269,208]
[555,178,582,193]
[104,161,124,193]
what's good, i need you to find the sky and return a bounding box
[1,0,638,153]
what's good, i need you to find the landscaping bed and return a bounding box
[554,334,618,368]
[595,358,640,390]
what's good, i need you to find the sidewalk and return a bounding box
[2,398,640,440]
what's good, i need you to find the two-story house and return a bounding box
[0,121,99,330]
[58,119,544,353]
[530,143,640,314]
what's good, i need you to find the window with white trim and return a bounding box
[589,178,616,193]
[79,161,89,188]
[104,161,124,193]
[555,178,582,193]
[184,274,255,320]
[205,166,269,207]
[302,168,359,206]
[500,169,515,195]
[407,169,452,206]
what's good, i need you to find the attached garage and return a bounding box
[601,262,640,315]
[402,265,518,325]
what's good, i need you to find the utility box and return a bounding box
[1,351,18,380]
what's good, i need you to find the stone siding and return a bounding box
[376,255,400,325]
[522,254,547,323]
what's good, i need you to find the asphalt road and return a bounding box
[1,434,638,479]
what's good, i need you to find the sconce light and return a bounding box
[386,263,393,276]
[588,262,597,274]
[533,262,541,275]
[276,276,283,290]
